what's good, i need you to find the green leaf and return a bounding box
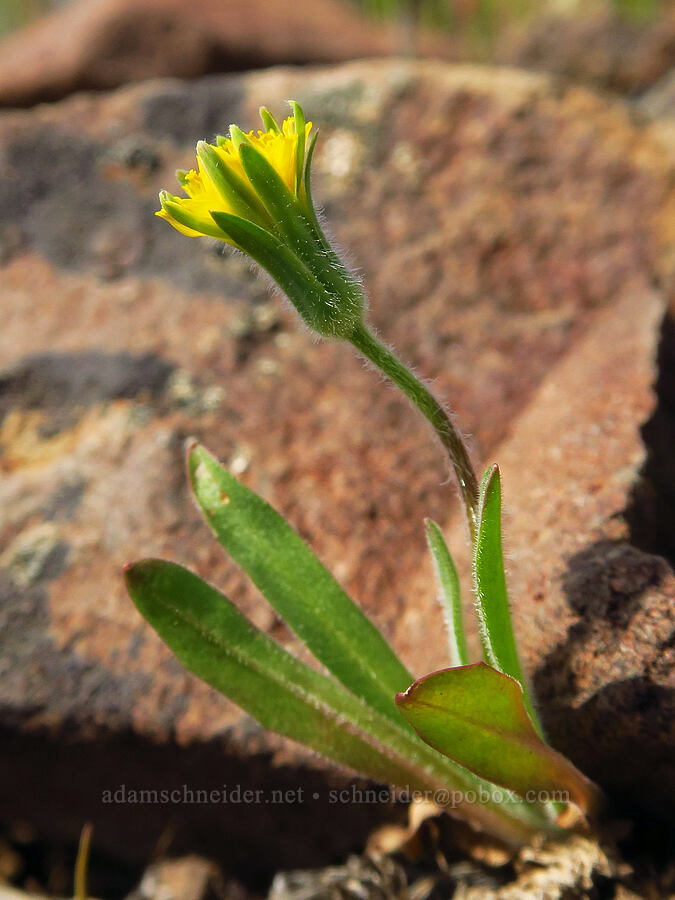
[473,465,540,731]
[187,443,412,724]
[301,131,332,252]
[126,559,420,787]
[126,559,557,843]
[229,124,248,150]
[238,140,323,259]
[196,141,271,228]
[289,100,306,196]
[259,106,281,134]
[425,519,469,667]
[396,663,600,816]
[209,209,320,308]
[236,142,364,332]
[208,211,340,337]
[209,210,360,339]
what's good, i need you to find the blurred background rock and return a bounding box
[1,0,675,108]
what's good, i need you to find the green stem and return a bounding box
[350,323,479,538]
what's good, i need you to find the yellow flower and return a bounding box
[155,101,365,339]
[157,108,312,244]
[223,115,310,195]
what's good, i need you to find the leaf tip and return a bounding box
[481,462,499,489]
[124,558,161,595]
[186,441,213,482]
[488,463,502,490]
[394,689,409,707]
[185,436,200,457]
[123,560,143,586]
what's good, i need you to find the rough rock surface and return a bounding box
[268,836,631,900]
[1,60,674,869]
[0,0,453,108]
[435,290,675,820]
[640,66,675,122]
[499,8,675,96]
[5,2,675,111]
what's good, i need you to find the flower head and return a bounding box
[156,101,364,339]
[157,107,312,242]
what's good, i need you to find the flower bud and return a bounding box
[156,101,364,339]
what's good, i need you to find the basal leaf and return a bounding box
[425,519,469,667]
[188,444,413,724]
[126,559,556,843]
[397,663,600,817]
[126,559,420,787]
[473,465,540,730]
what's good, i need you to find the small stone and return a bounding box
[126,857,231,900]
[0,887,49,900]
[269,855,407,900]
[455,836,617,900]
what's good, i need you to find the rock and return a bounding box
[498,8,675,95]
[0,855,243,900]
[126,856,247,900]
[433,288,675,820]
[1,60,674,871]
[455,836,620,900]
[0,523,67,588]
[268,836,640,900]
[268,855,408,900]
[5,1,675,111]
[0,888,49,900]
[639,67,675,122]
[0,0,453,108]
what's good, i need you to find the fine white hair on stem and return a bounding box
[353,319,477,490]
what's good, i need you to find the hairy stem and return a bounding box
[349,323,479,538]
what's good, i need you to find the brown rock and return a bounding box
[6,1,675,112]
[434,289,675,819]
[498,8,675,95]
[0,61,674,868]
[0,0,453,108]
